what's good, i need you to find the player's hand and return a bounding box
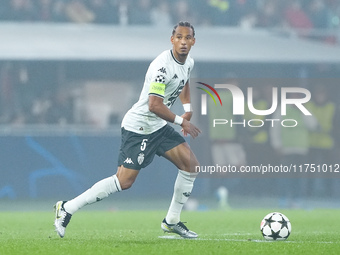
[181,118,201,138]
[180,112,193,137]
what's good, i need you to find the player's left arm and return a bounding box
[179,81,192,121]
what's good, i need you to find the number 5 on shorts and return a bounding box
[140,139,148,151]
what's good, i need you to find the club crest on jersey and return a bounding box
[155,75,165,83]
[137,153,145,165]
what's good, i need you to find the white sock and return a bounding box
[64,175,121,215]
[165,169,196,224]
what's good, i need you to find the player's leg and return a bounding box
[64,166,138,213]
[54,166,139,238]
[163,141,199,173]
[54,126,149,238]
[161,142,200,238]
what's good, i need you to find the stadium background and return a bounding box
[0,0,340,210]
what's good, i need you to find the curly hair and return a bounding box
[172,21,195,37]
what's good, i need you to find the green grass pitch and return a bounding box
[0,209,339,255]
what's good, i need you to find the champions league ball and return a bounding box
[260,212,291,241]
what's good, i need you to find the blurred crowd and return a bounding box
[0,63,74,126]
[0,0,340,30]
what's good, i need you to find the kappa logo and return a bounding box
[158,67,167,74]
[124,158,134,164]
[137,153,145,165]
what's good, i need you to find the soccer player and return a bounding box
[54,21,201,239]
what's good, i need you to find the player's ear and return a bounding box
[192,37,196,46]
[170,35,174,44]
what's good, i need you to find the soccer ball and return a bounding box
[260,212,291,241]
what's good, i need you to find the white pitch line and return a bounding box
[222,233,253,236]
[158,236,336,244]
[158,235,182,239]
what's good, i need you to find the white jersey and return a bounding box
[122,49,194,134]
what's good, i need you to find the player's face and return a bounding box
[171,26,195,61]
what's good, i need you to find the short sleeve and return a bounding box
[148,66,170,98]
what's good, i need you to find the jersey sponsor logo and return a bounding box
[137,153,145,165]
[155,75,166,84]
[158,67,167,74]
[124,158,134,164]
